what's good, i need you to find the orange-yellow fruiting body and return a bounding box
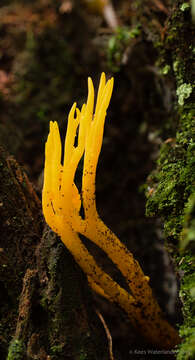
[42,73,180,349]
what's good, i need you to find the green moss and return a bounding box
[146,108,195,358]
[176,83,193,106]
[160,64,171,75]
[146,107,195,242]
[180,3,191,12]
[50,344,64,356]
[145,4,195,357]
[177,256,195,360]
[192,0,195,22]
[173,59,180,74]
[7,339,25,360]
[180,193,195,252]
[79,349,88,360]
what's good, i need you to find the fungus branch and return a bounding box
[42,73,180,349]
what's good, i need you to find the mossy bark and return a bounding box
[0,147,108,360]
[143,1,195,359]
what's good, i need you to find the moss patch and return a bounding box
[7,339,25,360]
[145,1,195,358]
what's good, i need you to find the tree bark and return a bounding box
[0,147,108,360]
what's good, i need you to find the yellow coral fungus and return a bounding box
[42,73,180,349]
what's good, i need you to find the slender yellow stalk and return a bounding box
[42,73,180,349]
[61,228,136,315]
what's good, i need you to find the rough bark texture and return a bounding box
[0,148,108,360]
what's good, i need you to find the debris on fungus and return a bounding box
[42,73,180,349]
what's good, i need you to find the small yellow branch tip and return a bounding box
[42,73,180,349]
